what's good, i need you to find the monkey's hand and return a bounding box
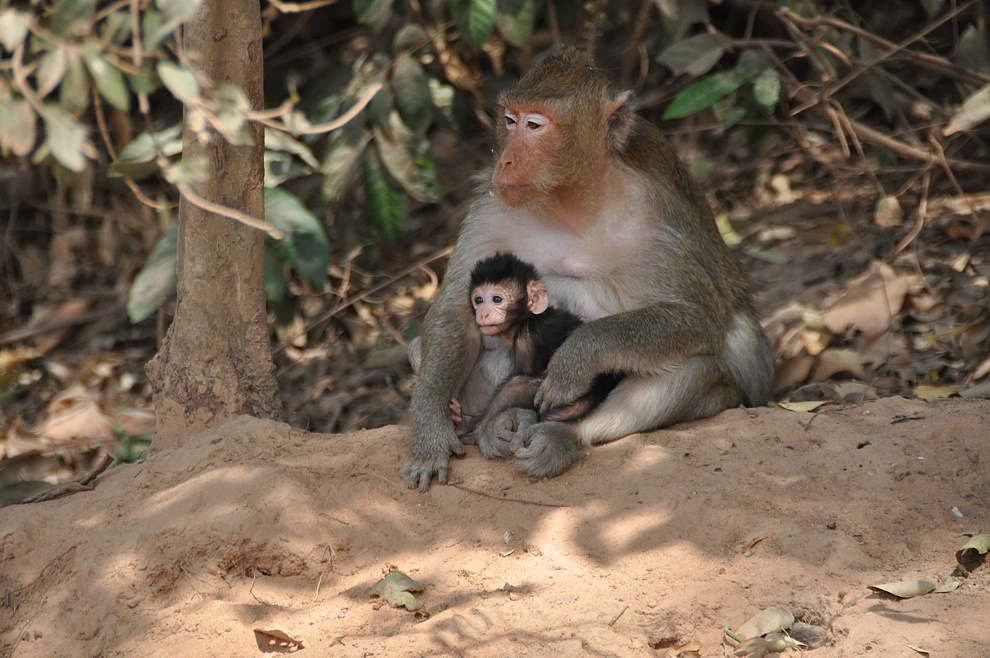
[511,422,580,478]
[477,408,538,460]
[403,421,466,492]
[534,336,596,413]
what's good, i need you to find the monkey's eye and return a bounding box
[504,113,517,129]
[524,115,548,131]
[473,296,484,306]
[492,295,503,304]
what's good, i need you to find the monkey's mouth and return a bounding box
[478,324,503,335]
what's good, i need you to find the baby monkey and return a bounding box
[451,252,619,444]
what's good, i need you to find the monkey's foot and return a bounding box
[512,421,580,478]
[403,430,466,491]
[477,408,538,460]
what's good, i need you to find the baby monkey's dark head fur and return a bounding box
[469,252,540,298]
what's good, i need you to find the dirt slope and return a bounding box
[2,396,988,657]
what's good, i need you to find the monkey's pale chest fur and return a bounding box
[469,185,655,321]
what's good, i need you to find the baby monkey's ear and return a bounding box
[527,280,549,315]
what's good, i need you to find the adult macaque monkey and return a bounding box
[451,252,619,443]
[404,46,774,490]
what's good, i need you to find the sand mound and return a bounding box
[2,396,989,657]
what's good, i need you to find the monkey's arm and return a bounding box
[534,300,724,412]
[405,299,480,489]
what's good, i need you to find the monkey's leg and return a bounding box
[474,376,542,458]
[575,356,738,446]
[477,408,538,459]
[511,421,580,477]
[511,357,738,478]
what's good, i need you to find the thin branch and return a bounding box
[450,483,568,508]
[888,169,931,260]
[274,245,454,357]
[268,0,339,13]
[778,3,990,87]
[175,182,283,239]
[291,81,384,135]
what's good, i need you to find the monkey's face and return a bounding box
[471,283,517,336]
[493,106,562,206]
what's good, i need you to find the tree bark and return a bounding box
[147,0,281,449]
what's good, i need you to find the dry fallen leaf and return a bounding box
[777,401,828,413]
[371,569,429,615]
[873,195,903,228]
[773,355,814,390]
[955,534,990,572]
[737,605,794,640]
[823,263,918,341]
[664,639,701,657]
[914,385,959,401]
[868,579,937,598]
[253,627,304,652]
[813,348,866,381]
[734,536,766,554]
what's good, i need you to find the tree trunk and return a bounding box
[147,0,281,449]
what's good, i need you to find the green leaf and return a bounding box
[208,84,251,144]
[83,41,130,112]
[162,156,207,185]
[0,9,31,51]
[752,69,780,112]
[364,147,407,241]
[392,55,434,133]
[157,61,201,104]
[370,569,428,613]
[663,69,751,119]
[956,25,990,78]
[129,67,158,95]
[50,0,95,37]
[157,0,203,24]
[43,107,90,172]
[373,112,440,203]
[657,32,725,77]
[141,9,166,52]
[264,188,330,287]
[450,0,497,49]
[127,222,178,323]
[108,123,183,179]
[0,98,37,157]
[392,23,428,54]
[264,242,287,304]
[60,51,90,113]
[144,0,203,51]
[321,131,369,203]
[496,0,537,48]
[36,48,69,98]
[354,0,395,31]
[100,9,131,44]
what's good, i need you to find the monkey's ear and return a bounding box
[606,90,635,150]
[527,280,549,315]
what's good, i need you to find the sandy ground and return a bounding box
[1,396,988,657]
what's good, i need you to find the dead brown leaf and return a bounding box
[823,264,919,341]
[29,298,91,354]
[773,355,814,390]
[36,385,113,445]
[813,348,867,382]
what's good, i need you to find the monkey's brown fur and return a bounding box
[405,46,773,490]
